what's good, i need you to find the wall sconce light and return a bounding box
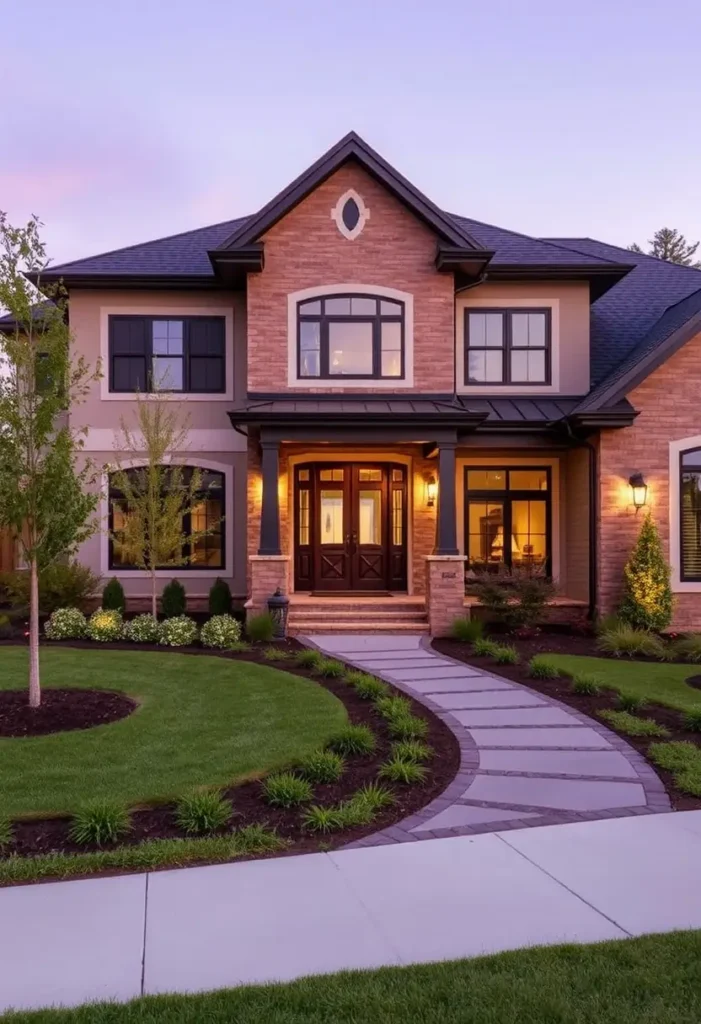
[629,472,648,512]
[425,475,437,508]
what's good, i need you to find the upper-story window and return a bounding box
[109,315,225,393]
[680,448,701,581]
[465,308,551,385]
[297,294,404,379]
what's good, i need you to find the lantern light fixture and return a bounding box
[629,472,648,511]
[425,475,437,508]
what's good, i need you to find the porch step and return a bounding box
[287,597,429,635]
[290,609,428,623]
[289,620,429,635]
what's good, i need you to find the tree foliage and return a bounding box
[619,511,674,632]
[0,213,100,706]
[628,227,701,268]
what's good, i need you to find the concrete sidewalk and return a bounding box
[2,812,701,1014]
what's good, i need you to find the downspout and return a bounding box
[564,420,598,623]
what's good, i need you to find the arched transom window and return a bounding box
[297,293,404,379]
[681,447,701,580]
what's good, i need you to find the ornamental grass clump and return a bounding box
[649,741,701,797]
[528,655,560,680]
[262,772,312,808]
[391,739,433,763]
[379,756,428,785]
[123,613,160,644]
[472,637,500,658]
[490,643,519,665]
[175,790,232,835]
[44,607,87,640]
[298,749,345,783]
[158,614,198,647]
[374,694,412,721]
[327,724,376,757]
[596,623,666,660]
[682,706,701,733]
[620,511,673,632]
[261,646,289,662]
[314,658,347,679]
[69,800,132,847]
[0,817,13,850]
[598,710,670,738]
[302,805,346,834]
[670,633,701,664]
[349,674,390,701]
[450,616,484,643]
[295,648,323,670]
[246,612,275,643]
[200,614,242,650]
[617,691,647,713]
[387,713,429,740]
[571,673,603,696]
[86,608,123,642]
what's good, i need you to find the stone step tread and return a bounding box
[289,610,428,621]
[289,622,429,634]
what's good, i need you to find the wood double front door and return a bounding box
[294,463,408,592]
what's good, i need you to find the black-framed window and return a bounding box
[465,308,551,385]
[109,466,224,570]
[680,448,701,580]
[109,316,226,393]
[297,294,404,379]
[464,467,551,576]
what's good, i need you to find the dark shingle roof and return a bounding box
[451,218,620,267]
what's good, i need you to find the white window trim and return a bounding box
[456,297,561,394]
[286,283,414,389]
[330,189,370,240]
[99,456,234,579]
[100,305,234,401]
[669,435,701,592]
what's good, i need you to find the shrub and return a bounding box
[596,623,666,660]
[246,612,275,642]
[391,739,433,763]
[208,577,232,617]
[349,674,389,700]
[158,615,198,647]
[313,658,346,679]
[86,608,123,642]
[374,695,412,721]
[44,607,87,640]
[353,781,395,812]
[262,772,312,808]
[379,756,428,785]
[599,710,670,738]
[302,805,346,833]
[491,643,519,665]
[617,691,647,713]
[571,673,603,696]
[649,741,701,796]
[387,713,429,740]
[473,565,556,631]
[123,613,160,644]
[295,648,323,670]
[450,617,484,642]
[670,633,701,664]
[596,613,625,636]
[619,511,673,632]
[0,561,99,613]
[69,800,131,847]
[336,796,375,827]
[0,817,13,850]
[228,640,252,653]
[298,749,345,784]
[472,637,500,658]
[101,578,126,613]
[234,823,286,854]
[175,790,232,835]
[261,645,289,662]
[528,655,560,680]
[683,707,701,732]
[328,724,376,756]
[161,579,186,618]
[200,614,242,650]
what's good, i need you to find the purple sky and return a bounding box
[3,0,700,266]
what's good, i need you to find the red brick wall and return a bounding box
[246,164,454,393]
[598,329,701,628]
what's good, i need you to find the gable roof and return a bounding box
[452,217,620,268]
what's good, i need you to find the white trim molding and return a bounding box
[456,296,561,395]
[286,283,414,389]
[99,304,235,401]
[669,434,701,592]
[99,455,235,580]
[82,428,237,453]
[331,189,370,241]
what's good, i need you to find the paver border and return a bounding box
[301,635,672,849]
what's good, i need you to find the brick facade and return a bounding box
[246,164,455,394]
[425,556,467,636]
[598,329,701,629]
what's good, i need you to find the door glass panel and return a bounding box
[320,491,344,544]
[509,469,548,491]
[511,500,547,568]
[358,468,382,481]
[467,470,506,491]
[467,502,504,572]
[298,489,310,546]
[392,468,404,482]
[358,491,381,545]
[320,468,344,481]
[392,489,403,545]
[298,468,310,482]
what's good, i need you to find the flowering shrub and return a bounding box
[44,607,87,640]
[200,614,242,649]
[86,609,124,642]
[158,615,198,647]
[620,512,673,632]
[124,613,160,644]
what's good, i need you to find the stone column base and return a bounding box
[248,556,291,619]
[425,555,467,637]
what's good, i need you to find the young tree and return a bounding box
[619,511,674,632]
[628,227,701,267]
[0,214,100,707]
[110,394,219,617]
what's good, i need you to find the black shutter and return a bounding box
[110,317,149,392]
[187,318,225,393]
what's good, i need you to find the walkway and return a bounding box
[2,813,701,1013]
[305,634,671,844]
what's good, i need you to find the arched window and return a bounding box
[297,293,404,379]
[109,466,224,570]
[680,448,701,580]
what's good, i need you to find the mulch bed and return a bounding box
[0,688,137,738]
[2,637,460,861]
[434,634,701,812]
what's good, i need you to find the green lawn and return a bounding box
[0,648,347,818]
[3,932,701,1023]
[546,654,701,712]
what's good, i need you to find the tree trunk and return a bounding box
[151,571,157,619]
[28,556,41,708]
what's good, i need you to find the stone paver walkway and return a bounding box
[304,634,671,845]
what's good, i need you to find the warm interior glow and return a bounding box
[426,476,437,506]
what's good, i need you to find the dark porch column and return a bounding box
[435,441,458,555]
[258,440,281,555]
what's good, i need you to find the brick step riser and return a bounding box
[288,623,429,635]
[288,603,425,615]
[289,611,427,622]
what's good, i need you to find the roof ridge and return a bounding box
[48,214,251,273]
[544,236,701,274]
[448,215,624,266]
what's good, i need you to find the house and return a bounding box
[13,132,701,633]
